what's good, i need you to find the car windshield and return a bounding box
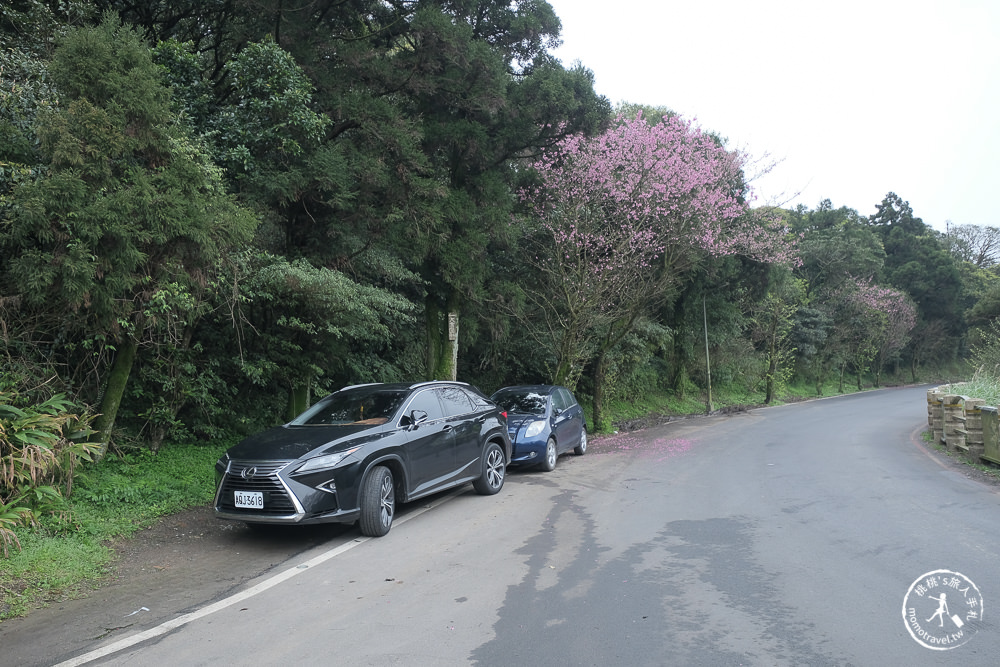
[291,387,409,426]
[493,391,547,416]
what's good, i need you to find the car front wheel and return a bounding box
[473,442,506,495]
[359,466,395,537]
[575,428,587,456]
[539,437,557,472]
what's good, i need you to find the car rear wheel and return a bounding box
[539,437,557,472]
[359,466,394,537]
[574,428,587,456]
[473,442,506,495]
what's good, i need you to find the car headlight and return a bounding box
[215,453,231,474]
[524,420,546,438]
[294,446,361,474]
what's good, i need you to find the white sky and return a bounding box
[545,0,1000,231]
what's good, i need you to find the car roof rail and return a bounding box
[336,382,383,392]
[411,380,471,388]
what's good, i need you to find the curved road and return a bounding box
[12,385,1000,665]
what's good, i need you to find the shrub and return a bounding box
[969,318,1000,381]
[0,393,97,555]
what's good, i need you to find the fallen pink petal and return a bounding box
[589,432,696,460]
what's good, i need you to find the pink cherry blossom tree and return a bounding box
[855,279,918,386]
[832,277,917,389]
[516,112,794,422]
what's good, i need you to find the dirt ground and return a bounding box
[92,502,363,615]
[0,505,357,667]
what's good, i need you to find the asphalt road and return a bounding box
[8,384,1000,665]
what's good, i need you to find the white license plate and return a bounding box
[234,490,264,509]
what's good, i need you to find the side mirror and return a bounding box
[405,409,428,429]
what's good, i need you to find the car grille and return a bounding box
[219,460,297,515]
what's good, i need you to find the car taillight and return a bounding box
[501,411,507,419]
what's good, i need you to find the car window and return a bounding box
[292,388,408,425]
[557,388,577,410]
[464,388,492,409]
[405,389,445,422]
[437,386,474,417]
[493,390,547,415]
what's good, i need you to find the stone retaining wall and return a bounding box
[928,386,994,465]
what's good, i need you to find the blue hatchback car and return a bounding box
[489,385,587,471]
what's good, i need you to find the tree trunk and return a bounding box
[425,291,460,381]
[287,382,311,422]
[765,355,776,405]
[149,424,168,454]
[92,337,138,458]
[444,310,459,381]
[590,350,608,432]
[552,355,575,388]
[671,333,689,400]
[552,319,587,389]
[815,361,829,396]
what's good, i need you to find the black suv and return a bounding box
[214,381,511,536]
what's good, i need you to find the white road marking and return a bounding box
[54,489,463,666]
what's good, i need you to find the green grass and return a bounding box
[601,389,707,427]
[586,378,864,434]
[938,376,1000,407]
[1,440,233,620]
[1,532,111,618]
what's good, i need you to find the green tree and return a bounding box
[657,256,763,405]
[787,200,885,296]
[786,200,886,390]
[109,1,609,391]
[0,15,256,453]
[749,269,804,404]
[131,3,448,384]
[964,265,1000,328]
[789,304,833,394]
[0,0,94,54]
[867,192,963,368]
[231,253,417,420]
[953,256,1000,380]
[394,4,609,380]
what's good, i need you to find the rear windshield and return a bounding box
[291,388,409,426]
[492,391,547,416]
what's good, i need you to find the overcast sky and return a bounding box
[544,0,1000,231]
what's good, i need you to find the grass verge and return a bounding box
[586,377,872,434]
[937,376,1000,406]
[1,441,232,620]
[922,429,1000,484]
